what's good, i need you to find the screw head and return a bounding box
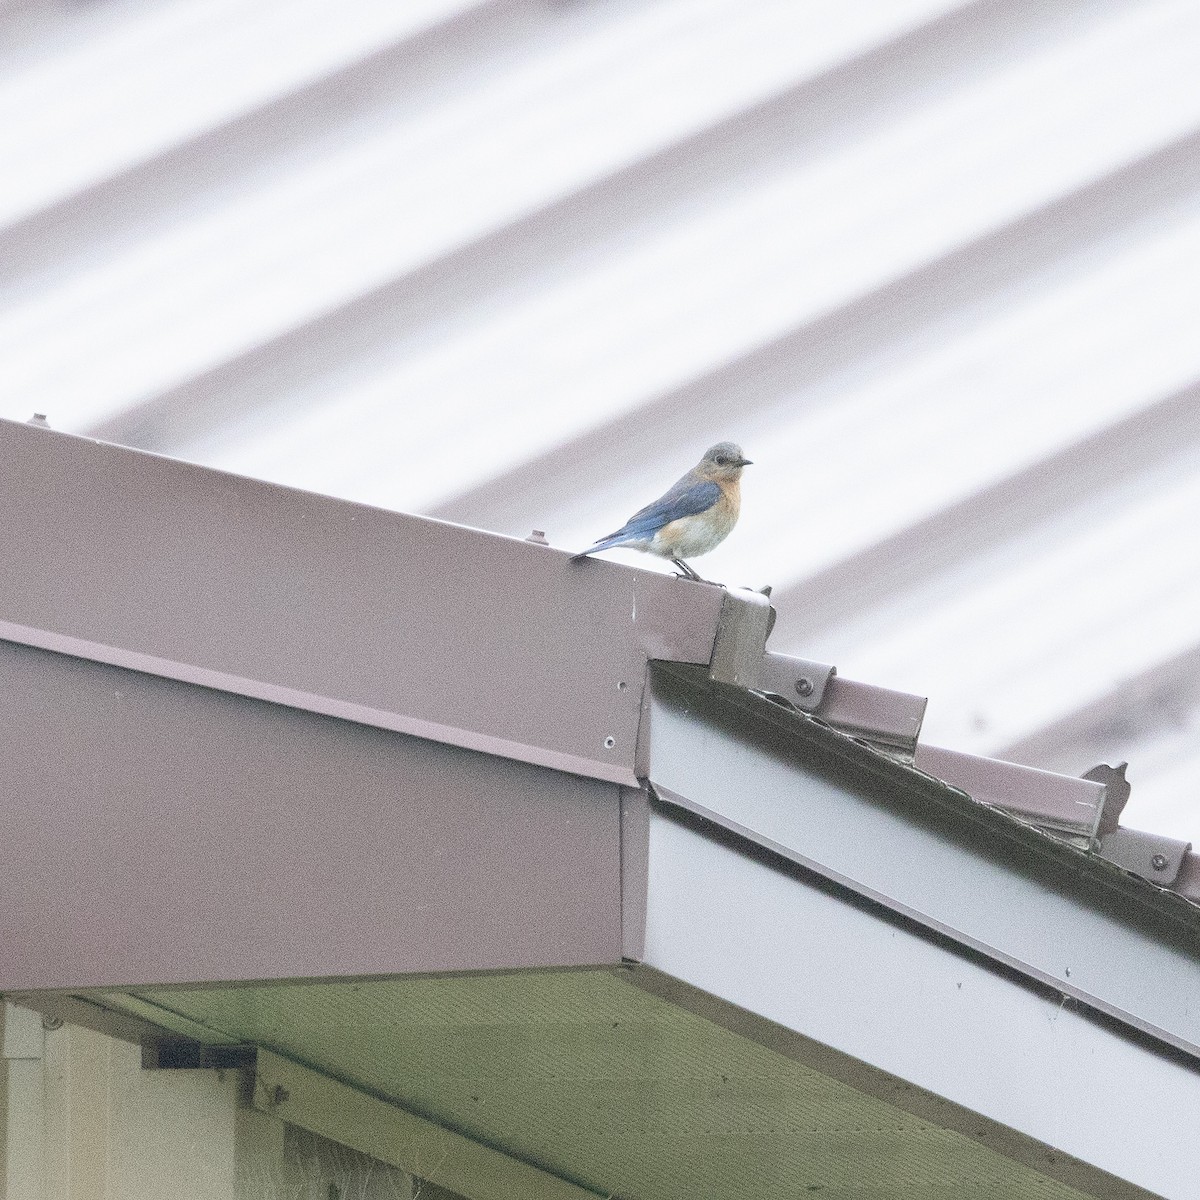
[795,677,815,698]
[603,736,616,749]
[1151,853,1169,871]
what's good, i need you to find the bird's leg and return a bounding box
[671,558,705,582]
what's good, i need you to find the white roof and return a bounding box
[4,0,1199,841]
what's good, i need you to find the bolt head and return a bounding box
[1151,853,1169,871]
[795,677,815,698]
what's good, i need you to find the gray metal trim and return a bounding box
[814,673,927,752]
[755,651,836,710]
[1098,828,1193,887]
[0,640,624,990]
[639,807,1191,1200]
[707,588,774,688]
[1087,762,1133,835]
[0,616,641,787]
[0,417,723,790]
[1177,853,1200,902]
[619,786,650,962]
[645,664,1200,1065]
[915,742,1106,837]
[703,588,926,750]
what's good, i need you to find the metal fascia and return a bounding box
[645,663,1200,1064]
[0,639,624,991]
[0,616,641,786]
[0,418,724,789]
[637,809,1192,1200]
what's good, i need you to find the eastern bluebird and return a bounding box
[573,442,752,582]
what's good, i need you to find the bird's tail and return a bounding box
[571,533,630,561]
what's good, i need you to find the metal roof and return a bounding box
[3,418,1200,1198]
[3,0,1200,858]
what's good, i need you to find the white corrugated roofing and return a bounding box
[4,0,1199,843]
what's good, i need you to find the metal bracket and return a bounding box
[1097,827,1193,888]
[757,653,836,711]
[707,591,926,755]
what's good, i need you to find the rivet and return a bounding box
[795,677,815,698]
[41,1014,63,1030]
[604,736,616,750]
[1151,853,1169,871]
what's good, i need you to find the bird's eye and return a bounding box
[715,456,728,465]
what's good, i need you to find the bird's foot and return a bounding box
[671,559,723,585]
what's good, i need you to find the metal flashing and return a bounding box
[0,638,625,991]
[813,673,927,754]
[0,417,723,790]
[707,587,774,688]
[644,663,1200,1065]
[1176,853,1200,903]
[914,743,1106,838]
[705,587,926,752]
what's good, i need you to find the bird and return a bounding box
[572,442,751,582]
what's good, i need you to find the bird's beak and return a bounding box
[738,457,753,467]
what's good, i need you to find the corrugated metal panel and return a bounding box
[3,0,1199,846]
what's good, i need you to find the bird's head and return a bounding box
[697,441,752,482]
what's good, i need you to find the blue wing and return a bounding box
[576,475,720,556]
